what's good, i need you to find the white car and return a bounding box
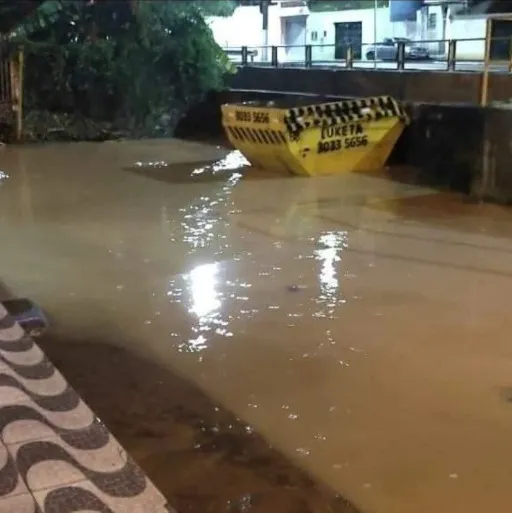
[366,38,430,61]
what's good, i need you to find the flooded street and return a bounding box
[1,139,512,513]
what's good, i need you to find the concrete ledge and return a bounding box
[229,67,512,105]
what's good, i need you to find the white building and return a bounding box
[207,0,499,62]
[445,14,487,60]
[445,0,512,60]
[207,2,310,61]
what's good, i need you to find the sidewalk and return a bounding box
[0,304,173,513]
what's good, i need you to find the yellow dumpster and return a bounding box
[221,96,409,176]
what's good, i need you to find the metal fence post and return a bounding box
[396,42,405,70]
[480,18,492,106]
[447,40,457,71]
[7,45,24,142]
[508,37,512,72]
[346,44,353,69]
[241,46,248,66]
[271,46,278,67]
[15,47,23,142]
[305,44,312,67]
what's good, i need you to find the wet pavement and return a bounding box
[1,139,512,513]
[0,304,171,513]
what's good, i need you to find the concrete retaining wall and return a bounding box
[475,108,512,203]
[229,67,512,105]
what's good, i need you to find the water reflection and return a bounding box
[165,152,254,352]
[191,150,248,177]
[134,160,168,169]
[314,232,348,318]
[177,151,246,255]
[188,263,221,319]
[184,262,220,352]
[172,262,233,353]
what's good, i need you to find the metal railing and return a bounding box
[223,36,512,73]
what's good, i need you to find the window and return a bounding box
[428,13,437,30]
[311,30,318,41]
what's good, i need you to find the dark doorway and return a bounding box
[334,21,362,60]
[283,15,307,61]
[490,19,512,60]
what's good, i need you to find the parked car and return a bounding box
[365,37,430,61]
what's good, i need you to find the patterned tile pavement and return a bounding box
[0,304,174,513]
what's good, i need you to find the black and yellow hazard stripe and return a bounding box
[226,126,287,145]
[284,96,409,139]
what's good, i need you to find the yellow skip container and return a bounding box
[221,96,409,176]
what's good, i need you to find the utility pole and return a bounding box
[260,0,270,61]
[373,0,377,68]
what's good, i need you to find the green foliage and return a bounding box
[194,0,238,16]
[0,0,46,34]
[11,0,235,138]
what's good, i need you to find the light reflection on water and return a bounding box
[166,154,351,358]
[170,262,237,353]
[182,262,231,352]
[178,152,246,254]
[167,151,251,352]
[314,231,348,318]
[134,160,168,169]
[191,150,249,176]
[188,263,221,319]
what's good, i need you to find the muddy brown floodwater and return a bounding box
[2,139,512,513]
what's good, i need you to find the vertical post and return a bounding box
[241,46,248,66]
[305,44,312,67]
[346,44,354,69]
[480,18,492,107]
[17,48,23,142]
[447,39,456,71]
[397,41,405,70]
[508,36,512,72]
[260,0,269,62]
[9,46,23,142]
[0,42,7,111]
[373,0,378,69]
[480,19,493,201]
[271,45,278,67]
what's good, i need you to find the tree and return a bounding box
[193,0,238,16]
[8,0,236,140]
[0,0,46,34]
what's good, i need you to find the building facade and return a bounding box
[208,0,507,62]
